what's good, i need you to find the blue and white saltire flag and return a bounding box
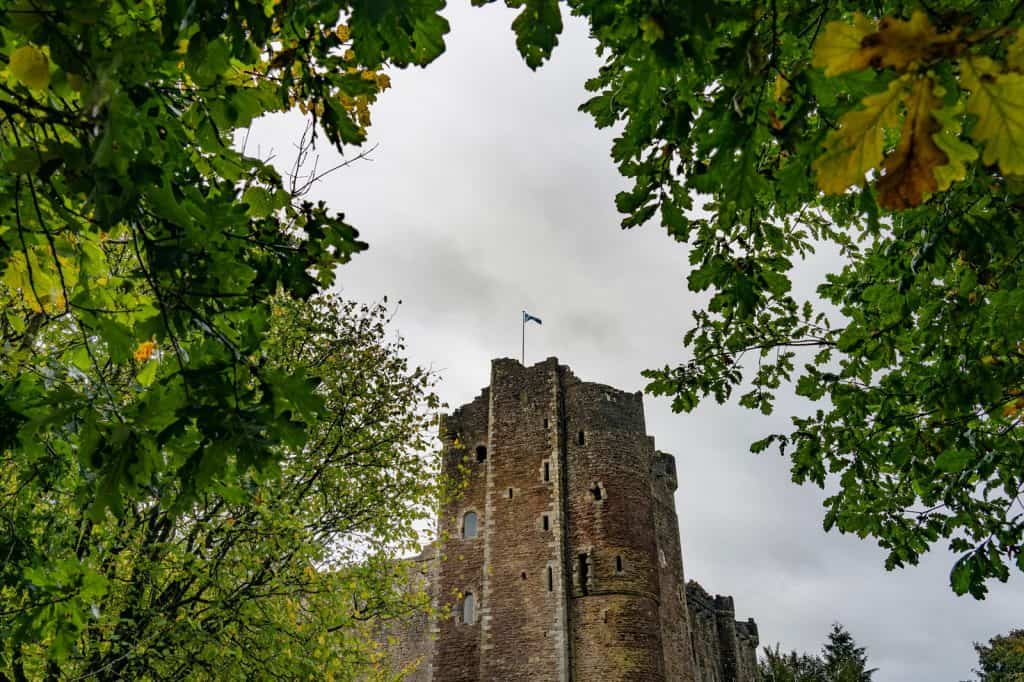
[523,311,543,325]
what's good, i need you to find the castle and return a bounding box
[382,358,760,681]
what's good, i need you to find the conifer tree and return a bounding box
[760,623,877,682]
[822,623,877,682]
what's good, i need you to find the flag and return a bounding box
[523,311,542,325]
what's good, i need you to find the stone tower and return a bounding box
[381,358,759,681]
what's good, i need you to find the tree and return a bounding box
[474,0,1024,597]
[760,623,876,682]
[760,643,827,682]
[2,5,456,674]
[1,294,442,679]
[822,623,877,682]
[0,0,451,515]
[970,629,1024,681]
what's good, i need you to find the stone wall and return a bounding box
[373,547,436,681]
[685,581,760,682]
[478,359,568,681]
[378,358,760,682]
[653,451,697,682]
[434,388,489,681]
[562,370,666,681]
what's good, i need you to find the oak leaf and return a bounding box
[813,77,907,195]
[812,13,876,76]
[931,99,979,192]
[865,12,960,73]
[813,11,960,77]
[10,45,50,90]
[877,78,947,209]
[962,56,1024,175]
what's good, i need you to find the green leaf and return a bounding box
[142,183,193,228]
[508,0,562,69]
[935,448,974,473]
[136,359,159,387]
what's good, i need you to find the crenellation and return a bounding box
[380,358,760,682]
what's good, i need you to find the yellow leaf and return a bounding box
[813,11,960,77]
[812,12,876,76]
[876,78,946,209]
[356,97,371,127]
[773,73,790,103]
[10,45,50,90]
[931,98,979,192]
[813,76,908,195]
[962,56,1024,175]
[865,12,959,73]
[1002,397,1024,418]
[134,339,157,362]
[640,16,665,44]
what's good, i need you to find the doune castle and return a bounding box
[382,358,760,681]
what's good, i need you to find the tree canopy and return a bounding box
[761,623,877,682]
[490,0,1024,598]
[0,0,451,518]
[2,294,442,679]
[970,628,1024,682]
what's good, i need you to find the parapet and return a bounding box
[736,618,759,644]
[653,451,679,491]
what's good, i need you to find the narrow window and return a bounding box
[462,511,478,539]
[521,571,527,580]
[578,554,590,595]
[508,487,514,499]
[475,445,487,463]
[615,555,623,573]
[543,461,550,482]
[547,566,553,592]
[590,484,603,501]
[542,514,549,531]
[462,593,475,625]
[543,418,549,429]
[577,431,585,446]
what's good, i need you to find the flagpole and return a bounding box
[521,310,525,365]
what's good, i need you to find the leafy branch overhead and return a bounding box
[0,0,448,517]
[809,11,1024,208]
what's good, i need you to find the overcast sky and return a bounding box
[251,5,1024,679]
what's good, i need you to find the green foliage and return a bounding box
[761,623,876,682]
[760,644,828,682]
[970,629,1024,681]
[486,0,1024,597]
[0,0,449,516]
[1,294,443,679]
[822,623,877,682]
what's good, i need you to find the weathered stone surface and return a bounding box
[380,359,760,681]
